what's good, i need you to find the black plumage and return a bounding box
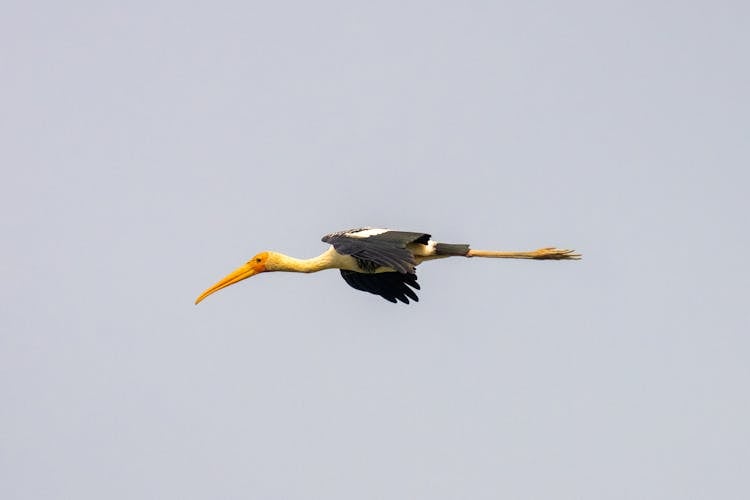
[339,270,421,304]
[435,243,470,256]
[322,229,431,274]
[321,228,433,303]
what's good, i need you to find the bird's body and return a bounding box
[195,227,580,305]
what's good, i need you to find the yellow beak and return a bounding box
[195,262,259,305]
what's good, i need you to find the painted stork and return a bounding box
[195,228,581,305]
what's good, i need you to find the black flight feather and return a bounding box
[339,270,421,304]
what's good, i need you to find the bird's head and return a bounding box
[195,251,274,304]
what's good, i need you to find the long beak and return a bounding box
[195,263,259,305]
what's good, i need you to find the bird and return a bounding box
[195,227,581,305]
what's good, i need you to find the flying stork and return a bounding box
[195,228,581,305]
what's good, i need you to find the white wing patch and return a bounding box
[415,240,437,256]
[345,228,389,238]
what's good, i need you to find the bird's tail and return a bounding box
[435,243,471,256]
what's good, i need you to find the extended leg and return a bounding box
[467,247,581,260]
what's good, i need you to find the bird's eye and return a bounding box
[256,258,261,263]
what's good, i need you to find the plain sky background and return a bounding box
[2,1,748,499]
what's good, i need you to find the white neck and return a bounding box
[267,247,340,273]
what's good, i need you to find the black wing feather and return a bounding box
[322,229,431,274]
[339,270,421,304]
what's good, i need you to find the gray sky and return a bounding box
[2,1,748,499]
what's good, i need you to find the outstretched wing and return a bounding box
[322,228,431,273]
[339,270,421,304]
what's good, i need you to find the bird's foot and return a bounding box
[532,247,582,260]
